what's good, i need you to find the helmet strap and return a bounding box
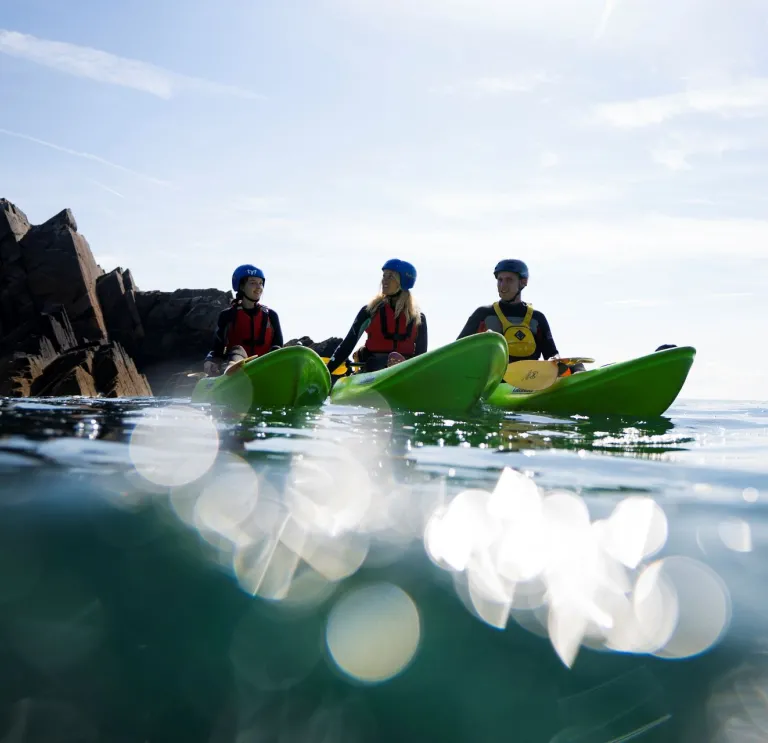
[509,276,527,303]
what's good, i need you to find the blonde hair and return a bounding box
[366,289,422,327]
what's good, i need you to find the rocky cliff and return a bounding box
[0,199,339,399]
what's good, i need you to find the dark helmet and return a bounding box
[494,259,529,279]
[231,264,265,293]
[382,258,417,290]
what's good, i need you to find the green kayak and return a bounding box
[486,345,696,417]
[191,346,331,412]
[330,333,508,414]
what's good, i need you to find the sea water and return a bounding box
[0,395,766,742]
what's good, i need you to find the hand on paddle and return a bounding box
[319,357,367,377]
[503,356,595,392]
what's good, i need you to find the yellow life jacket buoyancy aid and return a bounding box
[492,302,537,358]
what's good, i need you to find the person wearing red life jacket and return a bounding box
[203,264,284,376]
[326,259,428,374]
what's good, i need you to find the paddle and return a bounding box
[223,354,258,376]
[319,358,369,376]
[503,360,559,391]
[503,356,595,392]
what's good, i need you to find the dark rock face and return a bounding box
[0,199,151,398]
[132,289,232,395]
[0,308,77,396]
[0,204,108,345]
[95,268,144,358]
[285,336,342,358]
[0,198,343,399]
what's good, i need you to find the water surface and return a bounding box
[0,395,766,742]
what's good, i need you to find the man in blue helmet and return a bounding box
[326,259,428,374]
[203,264,284,375]
[457,259,559,362]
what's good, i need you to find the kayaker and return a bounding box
[457,259,559,362]
[203,264,284,376]
[326,259,428,374]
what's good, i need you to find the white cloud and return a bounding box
[230,196,289,214]
[594,0,617,39]
[605,292,753,308]
[434,71,556,97]
[594,78,768,128]
[649,131,749,171]
[710,292,754,299]
[89,180,125,198]
[604,298,669,307]
[0,128,170,186]
[539,152,560,169]
[220,206,768,263]
[334,0,610,37]
[0,29,262,100]
[650,148,691,172]
[414,183,616,219]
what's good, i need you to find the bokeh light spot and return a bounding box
[129,405,219,487]
[326,583,421,684]
[718,518,753,553]
[644,556,731,660]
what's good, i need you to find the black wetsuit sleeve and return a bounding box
[268,309,284,349]
[415,314,428,356]
[205,308,234,361]
[327,306,371,373]
[536,312,558,359]
[457,307,487,339]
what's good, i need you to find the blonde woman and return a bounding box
[326,259,428,374]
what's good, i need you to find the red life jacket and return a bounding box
[364,303,418,356]
[226,305,274,357]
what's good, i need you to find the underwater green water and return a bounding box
[0,395,766,742]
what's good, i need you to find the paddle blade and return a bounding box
[320,357,348,376]
[223,355,259,376]
[503,360,559,391]
[558,356,595,365]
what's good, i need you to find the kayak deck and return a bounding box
[486,345,696,417]
[330,333,508,414]
[191,346,331,412]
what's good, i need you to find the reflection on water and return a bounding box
[0,395,767,741]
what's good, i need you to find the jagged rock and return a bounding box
[28,338,151,398]
[0,200,35,342]
[0,343,55,397]
[47,365,99,397]
[0,201,107,344]
[0,309,77,396]
[96,267,144,358]
[0,200,147,398]
[310,337,342,358]
[30,346,94,396]
[285,336,342,358]
[0,199,30,243]
[92,343,152,397]
[0,198,343,400]
[122,269,138,292]
[133,288,231,395]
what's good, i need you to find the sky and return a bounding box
[1,0,767,401]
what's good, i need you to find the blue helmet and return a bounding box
[494,259,529,279]
[232,264,265,293]
[382,258,417,291]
